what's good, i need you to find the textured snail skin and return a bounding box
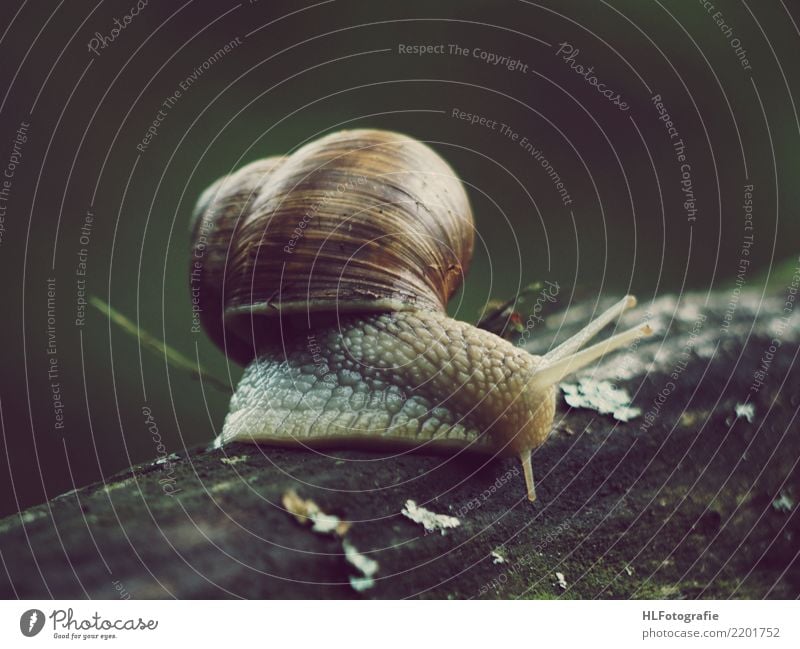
[219,310,554,461]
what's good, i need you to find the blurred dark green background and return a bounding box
[0,0,797,516]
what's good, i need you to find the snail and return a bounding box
[190,129,653,501]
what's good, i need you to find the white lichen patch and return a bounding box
[343,539,379,592]
[0,508,47,534]
[281,489,350,537]
[769,316,800,342]
[560,379,641,422]
[555,571,568,589]
[491,550,506,564]
[310,512,346,535]
[220,455,248,466]
[154,452,181,466]
[676,301,703,323]
[594,355,649,382]
[734,402,755,423]
[772,491,794,513]
[402,499,460,534]
[53,488,80,502]
[210,480,239,494]
[694,337,719,360]
[102,476,137,493]
[21,509,47,524]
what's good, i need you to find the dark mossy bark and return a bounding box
[1,292,798,598]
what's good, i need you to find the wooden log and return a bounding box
[1,292,798,598]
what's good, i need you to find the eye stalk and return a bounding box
[517,295,654,501]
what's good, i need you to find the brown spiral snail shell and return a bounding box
[191,129,652,501]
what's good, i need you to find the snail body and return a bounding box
[192,129,652,501]
[220,309,556,457]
